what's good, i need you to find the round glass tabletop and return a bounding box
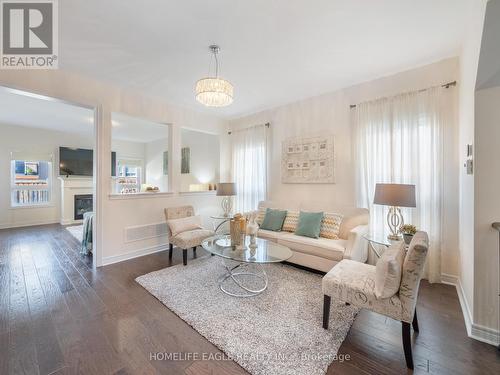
[210,214,234,220]
[201,235,293,263]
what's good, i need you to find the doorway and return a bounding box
[0,85,100,268]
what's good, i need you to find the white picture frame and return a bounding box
[281,135,335,183]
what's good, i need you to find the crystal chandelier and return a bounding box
[195,45,234,107]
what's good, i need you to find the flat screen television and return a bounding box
[59,147,117,176]
[59,147,93,176]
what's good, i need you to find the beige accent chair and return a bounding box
[164,205,213,265]
[322,231,429,370]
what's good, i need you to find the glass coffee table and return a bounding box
[201,235,293,297]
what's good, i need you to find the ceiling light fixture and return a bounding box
[195,45,234,107]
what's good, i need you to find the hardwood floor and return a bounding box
[0,224,498,375]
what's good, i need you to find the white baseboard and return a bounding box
[471,323,499,346]
[441,273,499,346]
[441,273,474,335]
[61,219,83,226]
[0,219,59,230]
[101,243,169,266]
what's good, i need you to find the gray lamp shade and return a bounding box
[216,182,236,196]
[373,183,416,208]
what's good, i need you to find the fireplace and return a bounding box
[74,194,93,220]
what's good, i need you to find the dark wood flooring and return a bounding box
[0,224,498,375]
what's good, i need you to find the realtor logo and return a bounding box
[1,0,58,69]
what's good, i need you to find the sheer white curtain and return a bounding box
[231,125,267,213]
[354,87,452,282]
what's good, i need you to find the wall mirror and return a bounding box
[111,113,171,194]
[180,128,220,192]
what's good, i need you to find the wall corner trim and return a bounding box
[441,273,499,346]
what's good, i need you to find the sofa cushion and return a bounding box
[282,210,299,232]
[320,213,343,239]
[257,229,281,242]
[295,211,324,238]
[375,241,405,299]
[257,201,369,240]
[278,233,346,261]
[256,205,267,225]
[260,208,287,231]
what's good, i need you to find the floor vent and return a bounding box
[125,222,168,242]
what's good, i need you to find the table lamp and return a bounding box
[373,183,416,240]
[217,182,236,217]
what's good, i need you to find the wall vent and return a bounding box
[125,222,168,243]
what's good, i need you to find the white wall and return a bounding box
[112,139,146,161]
[0,123,93,228]
[0,69,228,265]
[471,0,500,343]
[457,0,487,337]
[474,85,500,337]
[229,57,459,276]
[0,124,155,228]
[145,137,169,191]
[180,128,220,192]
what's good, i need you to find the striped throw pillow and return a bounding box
[320,213,343,239]
[256,206,267,225]
[282,211,299,232]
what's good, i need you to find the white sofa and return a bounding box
[254,201,369,272]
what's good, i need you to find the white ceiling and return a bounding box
[59,0,474,119]
[0,88,94,136]
[0,89,167,143]
[112,112,169,143]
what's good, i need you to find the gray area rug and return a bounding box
[136,256,359,375]
[65,224,83,242]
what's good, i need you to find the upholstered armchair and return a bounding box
[164,205,214,265]
[322,231,429,369]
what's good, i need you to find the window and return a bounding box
[111,112,170,195]
[11,160,51,207]
[115,159,143,194]
[353,86,453,282]
[231,125,267,212]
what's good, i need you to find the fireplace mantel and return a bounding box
[59,177,93,225]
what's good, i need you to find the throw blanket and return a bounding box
[81,211,94,256]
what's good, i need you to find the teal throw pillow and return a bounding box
[295,211,324,238]
[260,208,287,232]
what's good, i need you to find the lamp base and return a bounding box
[221,196,233,217]
[387,206,404,240]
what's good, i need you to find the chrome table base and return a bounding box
[219,260,268,297]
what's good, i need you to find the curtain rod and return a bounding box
[228,122,270,135]
[349,80,457,109]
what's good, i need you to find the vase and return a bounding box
[248,235,257,258]
[403,233,413,245]
[230,220,242,247]
[247,214,259,236]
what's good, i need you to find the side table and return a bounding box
[210,214,234,234]
[363,233,404,259]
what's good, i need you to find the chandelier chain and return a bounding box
[213,50,219,77]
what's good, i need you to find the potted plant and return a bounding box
[400,224,417,244]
